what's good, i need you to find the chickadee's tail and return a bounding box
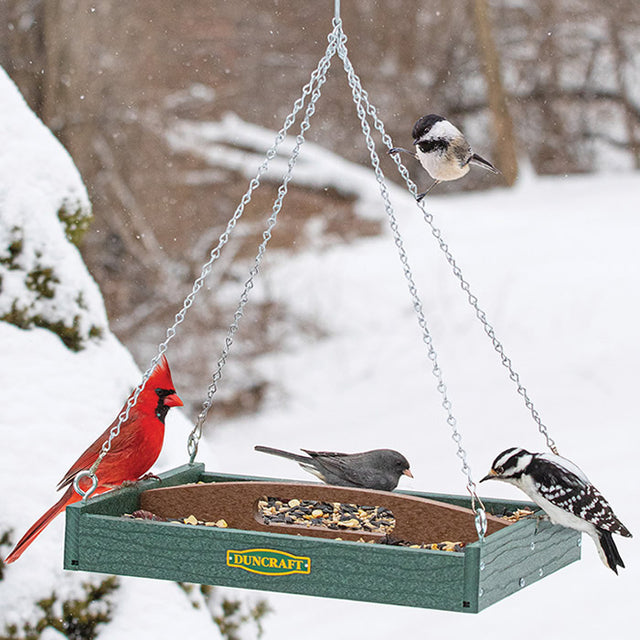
[469,153,500,174]
[595,529,625,574]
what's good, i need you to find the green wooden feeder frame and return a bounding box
[64,464,581,613]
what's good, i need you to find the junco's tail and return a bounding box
[254,445,310,464]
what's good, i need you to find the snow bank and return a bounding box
[0,66,221,637]
[0,66,106,351]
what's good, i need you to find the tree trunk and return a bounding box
[472,0,518,185]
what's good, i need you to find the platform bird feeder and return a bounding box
[64,0,582,611]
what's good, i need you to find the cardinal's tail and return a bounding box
[4,486,77,564]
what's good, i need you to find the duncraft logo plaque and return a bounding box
[226,548,311,576]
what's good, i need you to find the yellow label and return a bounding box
[226,548,311,576]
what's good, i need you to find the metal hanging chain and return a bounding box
[329,1,556,456]
[385,140,558,456]
[334,19,487,538]
[187,21,341,462]
[73,24,341,500]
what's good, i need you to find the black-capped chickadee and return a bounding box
[389,114,499,201]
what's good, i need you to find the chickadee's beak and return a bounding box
[479,469,498,483]
[388,147,415,158]
[403,468,414,479]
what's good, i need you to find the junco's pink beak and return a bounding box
[403,468,414,478]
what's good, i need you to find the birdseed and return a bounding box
[378,535,466,552]
[500,507,536,522]
[124,510,228,528]
[124,503,469,553]
[258,496,397,535]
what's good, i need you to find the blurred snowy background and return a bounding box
[2,0,639,413]
[1,1,639,638]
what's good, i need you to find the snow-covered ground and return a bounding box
[1,63,638,637]
[204,167,640,639]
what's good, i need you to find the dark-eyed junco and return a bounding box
[389,114,499,200]
[254,445,413,491]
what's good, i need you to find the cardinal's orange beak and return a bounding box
[165,392,184,408]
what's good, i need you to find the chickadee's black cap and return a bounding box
[412,114,445,140]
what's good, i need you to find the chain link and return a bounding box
[79,8,552,543]
[335,21,487,534]
[76,22,341,498]
[385,136,558,456]
[187,22,340,461]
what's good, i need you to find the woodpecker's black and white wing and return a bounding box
[529,453,631,537]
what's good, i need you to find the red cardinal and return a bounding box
[4,355,183,564]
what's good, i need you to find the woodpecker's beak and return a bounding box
[480,469,498,483]
[403,468,414,479]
